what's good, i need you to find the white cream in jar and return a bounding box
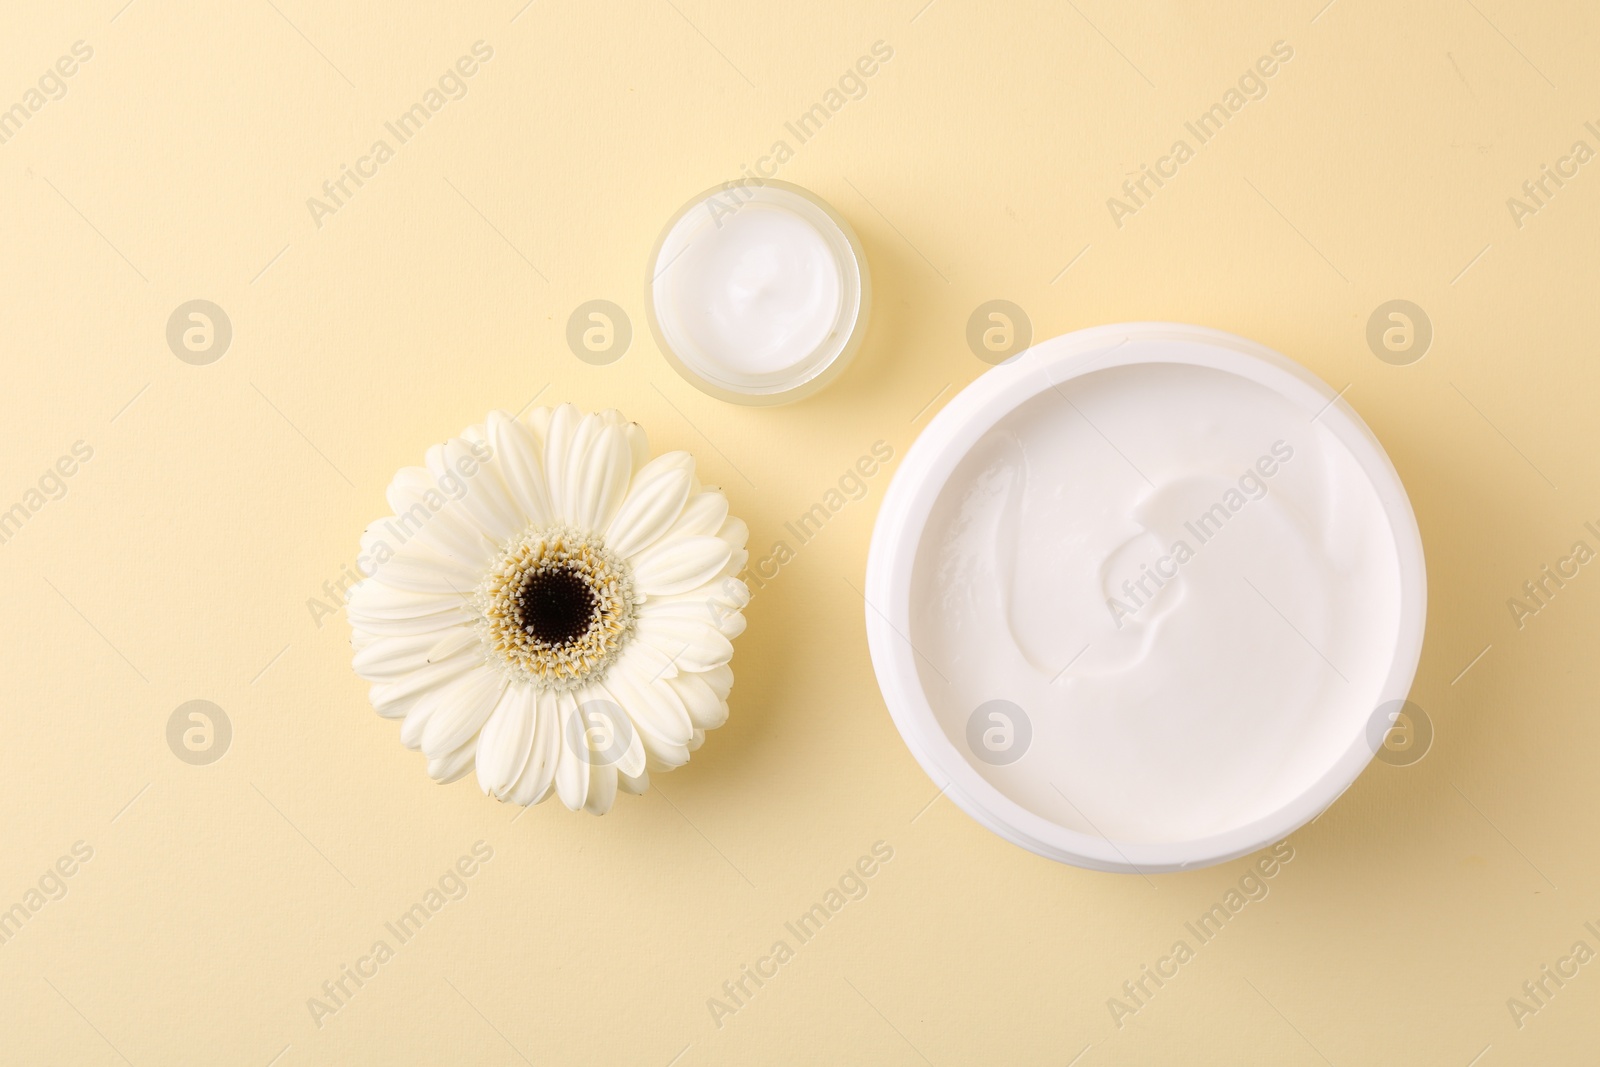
[647,181,868,404]
[865,325,1426,871]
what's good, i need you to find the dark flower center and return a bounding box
[514,566,598,647]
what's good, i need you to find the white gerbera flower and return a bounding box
[348,404,749,815]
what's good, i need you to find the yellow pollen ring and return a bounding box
[475,525,638,691]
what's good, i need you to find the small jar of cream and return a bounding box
[646,180,870,405]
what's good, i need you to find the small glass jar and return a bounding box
[646,180,870,405]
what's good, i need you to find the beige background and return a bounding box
[2,0,1598,1063]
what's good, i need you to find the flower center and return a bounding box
[514,565,597,647]
[475,526,638,691]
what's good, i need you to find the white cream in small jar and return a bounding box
[646,181,869,404]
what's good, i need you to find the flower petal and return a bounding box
[607,452,694,558]
[347,606,472,638]
[645,577,750,636]
[631,536,732,597]
[542,404,582,524]
[378,473,495,568]
[635,614,734,673]
[624,421,650,473]
[506,688,562,806]
[425,627,480,663]
[612,635,681,682]
[487,410,553,526]
[551,690,590,811]
[525,405,554,447]
[565,418,631,532]
[584,761,618,815]
[577,682,648,780]
[368,540,480,595]
[667,670,730,731]
[386,466,434,514]
[618,766,650,795]
[601,661,692,767]
[348,579,468,622]
[718,548,748,584]
[428,737,477,783]
[615,729,646,779]
[716,515,749,552]
[429,438,523,545]
[421,668,508,759]
[353,627,475,682]
[636,597,735,623]
[699,663,734,701]
[665,491,729,539]
[476,683,536,797]
[369,653,482,717]
[400,687,441,748]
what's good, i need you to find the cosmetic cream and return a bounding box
[865,324,1426,872]
[646,180,869,405]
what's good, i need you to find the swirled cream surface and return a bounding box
[911,361,1403,844]
[651,184,860,396]
[659,203,840,376]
